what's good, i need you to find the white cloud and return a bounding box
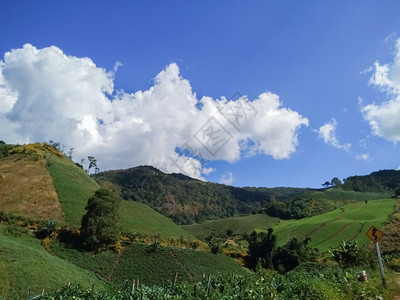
[362,38,400,142]
[0,44,309,179]
[355,153,370,161]
[220,172,233,185]
[317,118,351,151]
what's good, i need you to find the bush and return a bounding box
[36,219,57,239]
[330,240,375,269]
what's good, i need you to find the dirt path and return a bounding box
[170,250,195,283]
[107,247,126,282]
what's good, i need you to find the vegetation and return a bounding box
[182,213,278,240]
[94,166,393,225]
[81,188,121,250]
[46,151,100,226]
[274,198,395,253]
[0,233,106,300]
[2,143,400,298]
[37,267,394,300]
[119,201,194,239]
[342,169,400,193]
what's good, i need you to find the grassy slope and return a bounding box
[274,198,395,252]
[182,214,279,240]
[46,153,194,239]
[46,154,99,226]
[50,241,249,287]
[0,227,106,300]
[302,188,391,202]
[119,201,194,239]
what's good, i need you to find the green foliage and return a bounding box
[246,230,319,273]
[246,229,277,270]
[93,166,312,224]
[0,143,17,159]
[36,219,57,239]
[38,269,386,300]
[81,188,121,251]
[330,240,375,269]
[342,169,400,193]
[272,238,318,273]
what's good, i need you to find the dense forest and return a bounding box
[341,169,400,193]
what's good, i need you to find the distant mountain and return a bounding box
[93,166,390,224]
[93,166,315,224]
[342,169,400,193]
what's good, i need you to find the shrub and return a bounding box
[36,219,57,239]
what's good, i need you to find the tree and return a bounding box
[246,229,277,270]
[87,156,100,174]
[272,237,318,273]
[80,188,121,250]
[322,181,331,188]
[330,177,342,187]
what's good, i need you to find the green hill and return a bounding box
[50,240,249,287]
[182,214,279,240]
[273,198,396,253]
[0,226,106,300]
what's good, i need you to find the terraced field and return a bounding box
[182,214,279,239]
[274,198,396,252]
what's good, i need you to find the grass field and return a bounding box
[274,198,396,252]
[0,227,106,300]
[182,214,279,240]
[120,201,194,239]
[46,154,99,226]
[302,188,391,202]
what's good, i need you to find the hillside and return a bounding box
[182,214,279,240]
[274,198,396,253]
[0,226,106,299]
[0,144,63,221]
[341,169,400,192]
[0,143,195,239]
[93,166,393,224]
[1,143,400,298]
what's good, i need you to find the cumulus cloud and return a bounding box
[317,118,351,151]
[220,172,233,185]
[362,38,400,142]
[0,44,309,179]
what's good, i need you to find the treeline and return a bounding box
[342,169,400,193]
[93,166,311,224]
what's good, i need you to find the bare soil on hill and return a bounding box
[380,198,400,253]
[0,156,63,221]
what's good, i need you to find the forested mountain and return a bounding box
[93,166,313,224]
[342,169,400,193]
[93,166,392,224]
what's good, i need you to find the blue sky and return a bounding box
[1,1,400,188]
